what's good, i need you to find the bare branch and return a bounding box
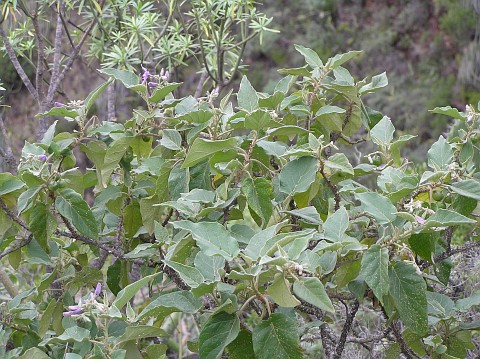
[0,267,18,297]
[46,18,96,104]
[31,13,46,102]
[0,26,39,102]
[333,299,360,359]
[46,1,65,102]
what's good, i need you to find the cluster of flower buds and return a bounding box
[53,100,84,108]
[63,282,104,317]
[466,104,480,124]
[141,65,170,88]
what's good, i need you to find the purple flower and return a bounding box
[164,70,170,81]
[141,65,150,84]
[63,306,83,317]
[415,215,426,225]
[37,154,47,161]
[54,102,65,107]
[94,282,102,296]
[148,82,158,88]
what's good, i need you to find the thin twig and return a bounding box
[319,163,340,211]
[420,240,480,270]
[0,198,28,230]
[0,234,33,260]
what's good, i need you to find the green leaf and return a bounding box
[29,202,57,251]
[35,106,79,119]
[294,44,323,68]
[292,277,334,312]
[123,201,142,238]
[370,116,395,146]
[283,206,322,225]
[268,272,301,307]
[101,136,134,187]
[168,165,189,200]
[429,106,466,121]
[160,129,182,150]
[38,298,57,338]
[172,221,239,260]
[85,78,113,111]
[244,223,285,259]
[241,177,273,226]
[199,312,240,359]
[450,179,480,201]
[237,76,259,112]
[322,206,354,242]
[424,209,476,228]
[427,136,453,171]
[163,260,204,288]
[194,251,224,282]
[389,262,428,335]
[182,138,237,168]
[136,291,202,322]
[40,326,90,346]
[99,68,139,88]
[0,173,25,196]
[226,330,255,359]
[252,313,302,359]
[149,83,182,103]
[356,192,397,225]
[277,66,311,77]
[116,325,167,344]
[325,153,354,175]
[245,110,271,131]
[18,348,50,359]
[361,245,389,304]
[455,291,480,311]
[107,260,122,295]
[267,125,309,138]
[327,50,362,69]
[316,105,346,117]
[55,188,98,239]
[408,232,439,262]
[360,72,388,94]
[278,156,317,196]
[113,273,160,310]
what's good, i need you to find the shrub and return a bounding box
[0,46,479,358]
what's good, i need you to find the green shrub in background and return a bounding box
[0,45,479,358]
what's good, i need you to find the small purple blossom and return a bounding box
[63,306,83,317]
[94,282,102,296]
[141,65,150,84]
[37,154,47,161]
[415,215,426,225]
[54,101,65,107]
[148,81,158,88]
[164,70,170,81]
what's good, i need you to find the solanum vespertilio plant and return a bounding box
[1,45,480,358]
